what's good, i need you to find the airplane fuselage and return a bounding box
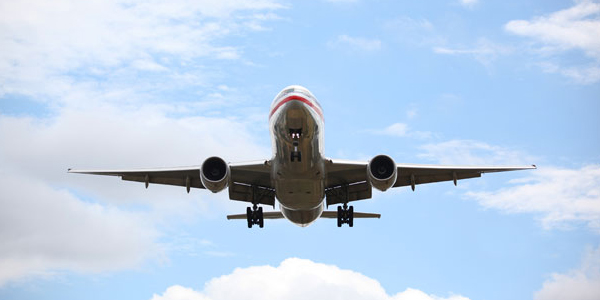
[269,86,326,226]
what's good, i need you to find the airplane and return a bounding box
[69,85,536,228]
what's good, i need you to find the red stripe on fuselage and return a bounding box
[269,95,324,120]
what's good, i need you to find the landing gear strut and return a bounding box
[337,203,354,227]
[290,128,302,162]
[246,204,264,228]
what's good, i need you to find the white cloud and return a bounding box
[0,88,273,285]
[534,246,600,300]
[418,139,535,166]
[379,123,410,137]
[0,172,163,286]
[538,61,600,85]
[0,0,285,99]
[433,38,513,67]
[0,99,272,285]
[505,0,600,59]
[459,0,479,9]
[466,165,600,232]
[369,123,432,139]
[329,35,382,52]
[504,0,600,84]
[325,0,358,3]
[150,258,470,300]
[0,0,281,286]
[419,140,600,232]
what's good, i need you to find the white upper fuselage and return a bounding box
[269,85,326,226]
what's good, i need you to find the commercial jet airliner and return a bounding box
[69,85,535,228]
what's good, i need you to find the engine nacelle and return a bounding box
[367,155,397,191]
[200,156,230,193]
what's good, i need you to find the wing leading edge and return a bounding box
[68,166,204,192]
[325,158,536,195]
[68,160,273,195]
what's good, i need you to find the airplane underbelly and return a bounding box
[281,203,324,227]
[276,178,324,210]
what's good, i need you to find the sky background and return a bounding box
[0,0,599,300]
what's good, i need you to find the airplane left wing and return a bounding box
[68,165,205,192]
[68,160,273,196]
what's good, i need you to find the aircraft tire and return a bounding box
[348,206,354,227]
[246,207,253,228]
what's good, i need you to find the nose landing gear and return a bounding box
[337,203,354,227]
[246,204,264,228]
[289,128,302,162]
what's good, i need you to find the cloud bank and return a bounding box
[466,165,600,232]
[535,246,600,300]
[418,139,600,232]
[150,258,470,300]
[505,0,600,83]
[0,0,279,286]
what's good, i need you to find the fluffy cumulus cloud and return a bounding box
[534,246,600,300]
[150,258,470,300]
[505,0,600,83]
[0,173,163,285]
[0,0,278,286]
[0,86,269,286]
[466,165,600,232]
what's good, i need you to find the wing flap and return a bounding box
[320,211,381,219]
[227,211,284,220]
[325,159,367,187]
[230,160,272,188]
[228,182,275,206]
[325,181,372,206]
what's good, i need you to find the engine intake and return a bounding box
[368,155,397,191]
[201,156,230,193]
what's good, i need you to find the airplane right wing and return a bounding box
[392,163,537,190]
[324,158,536,206]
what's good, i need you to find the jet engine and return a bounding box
[367,155,397,191]
[201,156,230,193]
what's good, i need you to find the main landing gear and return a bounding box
[337,203,354,227]
[246,204,264,228]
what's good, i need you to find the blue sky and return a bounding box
[0,0,599,300]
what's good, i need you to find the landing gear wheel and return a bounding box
[348,206,354,227]
[246,204,264,228]
[336,204,354,227]
[246,207,252,228]
[258,207,264,228]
